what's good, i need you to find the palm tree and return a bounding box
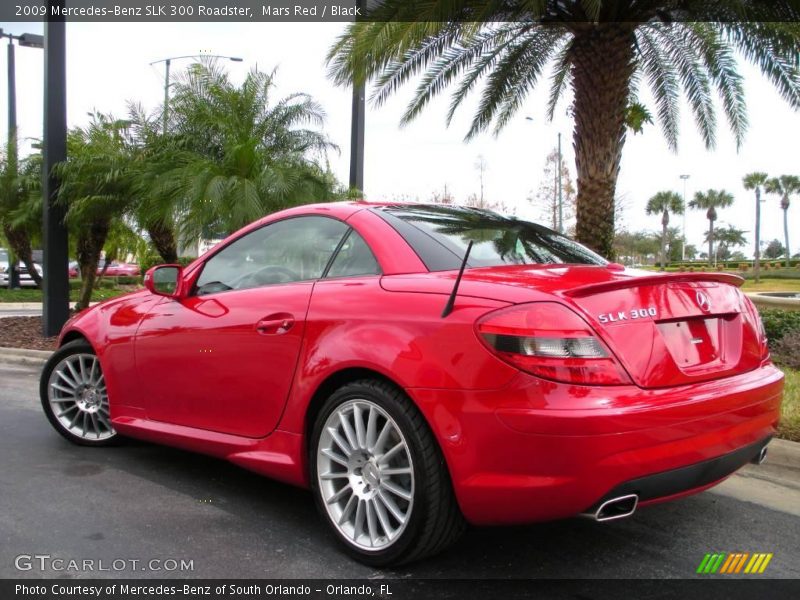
[158,62,341,243]
[689,189,734,267]
[706,224,747,262]
[327,2,800,259]
[645,191,683,270]
[55,113,137,310]
[742,172,769,282]
[765,175,800,268]
[0,139,43,287]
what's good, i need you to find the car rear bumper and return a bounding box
[409,364,784,525]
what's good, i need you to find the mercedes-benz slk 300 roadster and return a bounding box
[40,202,783,565]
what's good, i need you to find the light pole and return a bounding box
[150,54,243,134]
[1,29,44,289]
[349,0,367,195]
[680,174,690,261]
[42,6,70,337]
[557,132,563,233]
[527,116,564,233]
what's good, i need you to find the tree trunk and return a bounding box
[2,224,42,287]
[782,196,791,268]
[708,218,714,268]
[660,210,669,270]
[571,25,637,259]
[754,188,761,283]
[76,219,110,311]
[147,221,178,264]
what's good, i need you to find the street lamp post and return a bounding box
[680,174,690,261]
[1,29,44,289]
[557,132,563,233]
[42,9,70,338]
[349,0,367,195]
[150,54,243,134]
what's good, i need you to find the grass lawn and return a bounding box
[779,368,800,443]
[741,279,800,292]
[0,286,136,303]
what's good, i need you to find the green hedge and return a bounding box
[760,309,800,344]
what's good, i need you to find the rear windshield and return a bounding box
[375,205,607,271]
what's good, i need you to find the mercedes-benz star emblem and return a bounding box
[696,291,712,312]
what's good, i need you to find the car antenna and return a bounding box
[441,241,474,318]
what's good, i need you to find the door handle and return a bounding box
[255,313,294,335]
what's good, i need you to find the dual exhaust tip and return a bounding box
[584,445,769,522]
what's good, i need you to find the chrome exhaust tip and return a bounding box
[751,446,768,465]
[582,494,639,522]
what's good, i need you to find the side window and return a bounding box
[326,230,381,278]
[195,216,348,295]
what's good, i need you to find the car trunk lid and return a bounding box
[563,275,763,388]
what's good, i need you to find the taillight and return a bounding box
[741,295,770,361]
[477,302,631,385]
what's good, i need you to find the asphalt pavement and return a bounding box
[2,362,799,580]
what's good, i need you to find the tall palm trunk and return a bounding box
[146,220,178,264]
[754,187,761,283]
[660,210,669,270]
[76,219,111,311]
[705,205,719,267]
[2,224,42,287]
[572,25,636,259]
[782,196,791,268]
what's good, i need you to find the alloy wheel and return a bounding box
[316,399,414,551]
[47,353,115,441]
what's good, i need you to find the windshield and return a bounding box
[375,205,607,271]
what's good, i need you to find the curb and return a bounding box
[0,346,52,367]
[0,301,101,311]
[0,303,45,310]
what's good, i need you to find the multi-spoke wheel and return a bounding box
[310,380,464,566]
[40,340,118,446]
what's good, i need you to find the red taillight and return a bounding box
[741,295,770,361]
[477,302,631,385]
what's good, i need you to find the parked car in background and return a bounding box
[68,261,140,278]
[103,262,140,277]
[1,249,43,287]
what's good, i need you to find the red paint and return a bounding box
[57,202,784,524]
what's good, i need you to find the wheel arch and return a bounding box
[303,366,406,448]
[60,329,92,348]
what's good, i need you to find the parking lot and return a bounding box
[2,361,799,580]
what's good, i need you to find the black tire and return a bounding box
[310,379,465,566]
[40,339,120,447]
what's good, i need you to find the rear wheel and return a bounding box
[40,340,118,446]
[310,380,464,566]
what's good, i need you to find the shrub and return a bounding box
[739,263,749,272]
[772,331,800,370]
[760,309,800,345]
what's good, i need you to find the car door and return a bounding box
[135,215,350,438]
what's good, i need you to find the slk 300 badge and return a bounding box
[598,307,658,324]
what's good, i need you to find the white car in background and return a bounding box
[0,248,43,287]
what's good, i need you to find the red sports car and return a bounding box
[40,202,783,565]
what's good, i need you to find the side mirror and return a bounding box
[144,265,185,298]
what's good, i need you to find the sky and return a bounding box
[1,21,798,257]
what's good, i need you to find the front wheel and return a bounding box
[310,380,464,566]
[40,340,118,446]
